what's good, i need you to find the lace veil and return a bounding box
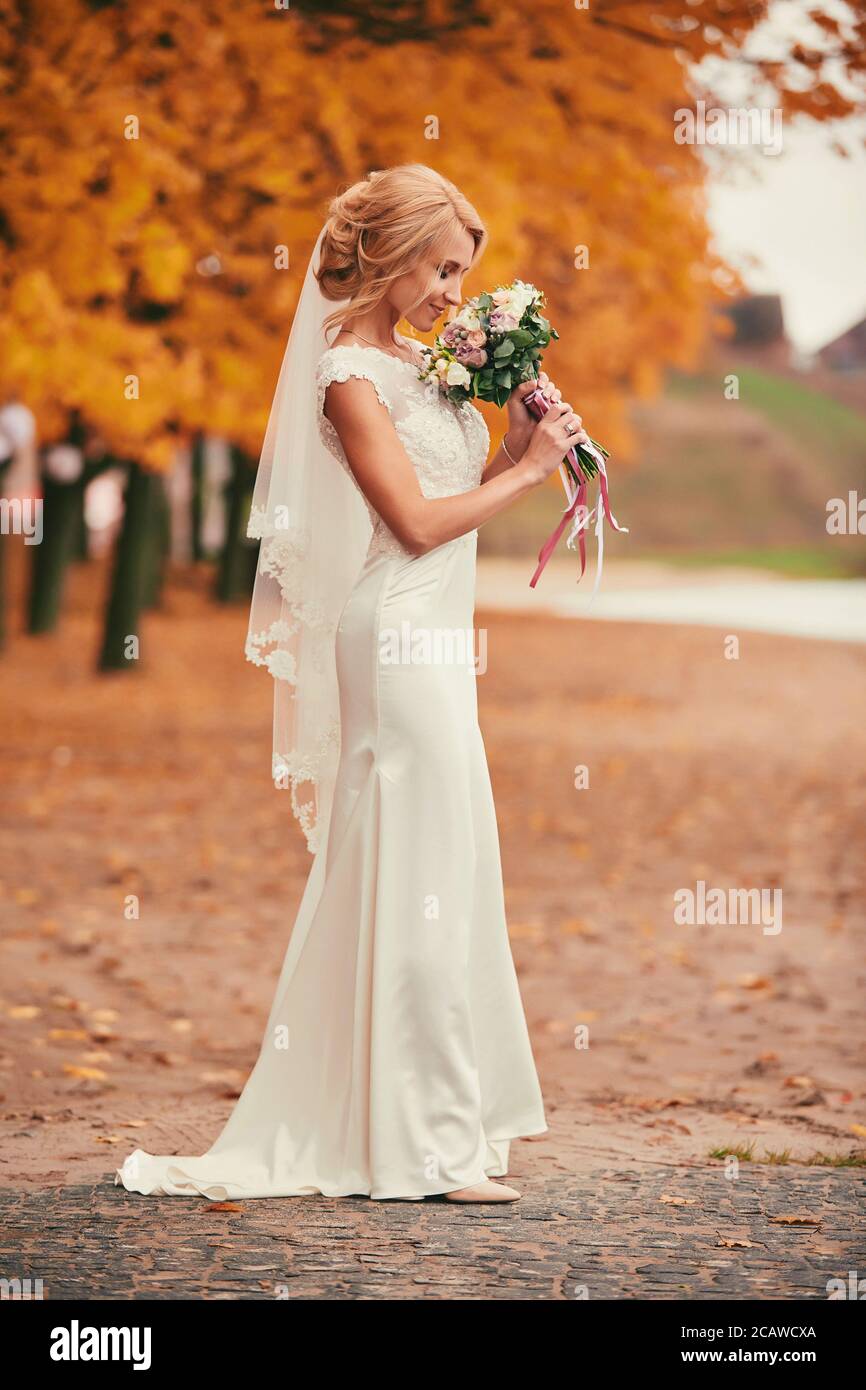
[245,226,372,853]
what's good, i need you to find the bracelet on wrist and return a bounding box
[502,433,521,467]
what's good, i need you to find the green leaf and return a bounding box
[493,338,515,360]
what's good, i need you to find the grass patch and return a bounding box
[804,1150,866,1169]
[670,364,866,476]
[478,364,866,570]
[710,1145,866,1168]
[644,545,866,579]
[710,1144,756,1162]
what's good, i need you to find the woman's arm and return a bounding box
[324,377,586,557]
[480,438,525,484]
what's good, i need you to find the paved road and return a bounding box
[475,559,866,642]
[2,1164,863,1300]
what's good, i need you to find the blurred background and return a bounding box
[1,0,865,1237]
[1,0,865,658]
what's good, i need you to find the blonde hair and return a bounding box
[316,164,487,332]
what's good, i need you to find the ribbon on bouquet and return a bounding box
[522,386,628,593]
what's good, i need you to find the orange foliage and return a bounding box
[0,0,863,468]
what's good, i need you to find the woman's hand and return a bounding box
[504,371,560,460]
[519,398,588,485]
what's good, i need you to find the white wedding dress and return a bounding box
[116,343,547,1200]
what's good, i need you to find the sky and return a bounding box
[696,0,866,355]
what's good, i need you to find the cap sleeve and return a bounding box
[316,345,392,416]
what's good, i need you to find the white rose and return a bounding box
[455,304,481,330]
[445,361,472,387]
[509,284,535,319]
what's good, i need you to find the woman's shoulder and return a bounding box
[316,341,420,410]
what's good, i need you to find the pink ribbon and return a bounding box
[522,386,627,589]
[529,477,586,588]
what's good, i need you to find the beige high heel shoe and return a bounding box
[443,1179,521,1203]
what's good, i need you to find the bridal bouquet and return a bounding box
[418,281,627,590]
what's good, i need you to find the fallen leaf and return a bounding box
[793,1089,824,1107]
[560,918,597,938]
[737,974,773,991]
[633,1095,696,1111]
[90,1022,118,1040]
[769,1214,822,1226]
[62,1064,107,1081]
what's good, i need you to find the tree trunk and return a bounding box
[142,472,170,609]
[190,433,205,562]
[27,474,84,634]
[215,445,254,603]
[0,462,9,650]
[72,484,89,561]
[98,463,153,671]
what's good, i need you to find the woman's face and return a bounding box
[389,224,477,333]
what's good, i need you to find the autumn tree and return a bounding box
[0,0,863,661]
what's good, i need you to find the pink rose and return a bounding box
[455,341,487,367]
[489,309,518,332]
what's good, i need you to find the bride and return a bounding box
[116,164,587,1204]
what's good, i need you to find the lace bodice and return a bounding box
[316,343,489,559]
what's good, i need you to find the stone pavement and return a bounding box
[2,1162,863,1300]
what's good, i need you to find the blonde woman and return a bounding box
[116,165,587,1205]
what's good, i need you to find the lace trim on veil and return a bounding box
[245,506,343,854]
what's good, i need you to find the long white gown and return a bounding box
[115,342,548,1200]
